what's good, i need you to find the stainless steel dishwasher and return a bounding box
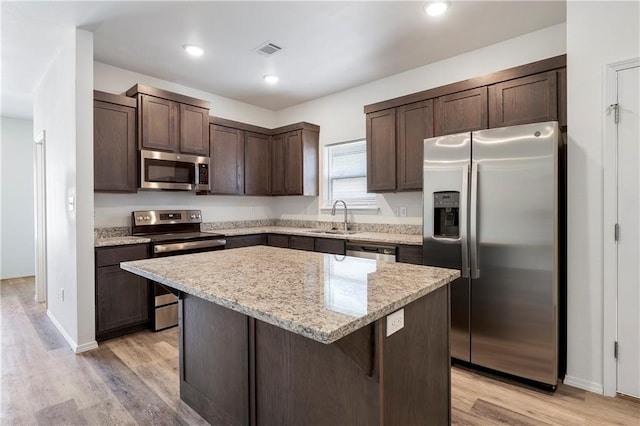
[346,242,396,262]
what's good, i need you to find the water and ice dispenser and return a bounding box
[433,191,460,238]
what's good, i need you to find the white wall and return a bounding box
[1,117,35,279]
[565,1,640,394]
[93,62,278,227]
[273,23,567,225]
[33,29,96,352]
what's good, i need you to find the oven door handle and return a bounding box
[153,239,227,254]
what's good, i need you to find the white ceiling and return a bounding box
[1,1,566,119]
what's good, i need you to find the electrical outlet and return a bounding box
[400,206,407,217]
[60,288,65,302]
[386,309,404,337]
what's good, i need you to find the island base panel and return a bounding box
[179,285,450,425]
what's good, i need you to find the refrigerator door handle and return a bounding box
[431,235,461,243]
[470,161,480,279]
[460,164,470,278]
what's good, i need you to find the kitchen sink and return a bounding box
[306,229,359,235]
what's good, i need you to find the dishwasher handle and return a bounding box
[345,243,397,256]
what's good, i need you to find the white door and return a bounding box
[616,65,640,398]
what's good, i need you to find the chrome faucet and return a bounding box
[331,199,349,233]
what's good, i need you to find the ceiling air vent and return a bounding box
[254,41,283,56]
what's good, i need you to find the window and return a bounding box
[324,139,376,207]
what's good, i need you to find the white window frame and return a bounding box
[323,139,377,209]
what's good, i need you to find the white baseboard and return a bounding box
[563,375,604,394]
[46,310,98,354]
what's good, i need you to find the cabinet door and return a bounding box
[366,108,397,192]
[210,125,244,194]
[94,100,137,192]
[140,95,179,152]
[397,100,434,191]
[285,130,303,195]
[96,266,149,335]
[488,71,558,128]
[434,87,488,136]
[271,133,286,195]
[180,104,210,155]
[245,132,271,195]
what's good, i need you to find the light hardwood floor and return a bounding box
[2,277,638,425]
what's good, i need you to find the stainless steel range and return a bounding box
[132,209,226,331]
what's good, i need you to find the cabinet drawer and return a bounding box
[289,236,315,251]
[96,244,149,267]
[396,245,423,265]
[314,238,346,255]
[225,234,268,249]
[267,234,289,248]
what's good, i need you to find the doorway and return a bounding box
[603,59,640,399]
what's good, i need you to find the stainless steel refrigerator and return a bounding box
[423,121,558,387]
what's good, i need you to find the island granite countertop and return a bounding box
[121,245,458,344]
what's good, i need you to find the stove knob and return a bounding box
[136,216,142,221]
[144,216,150,220]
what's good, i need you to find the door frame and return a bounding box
[602,57,640,397]
[34,130,47,304]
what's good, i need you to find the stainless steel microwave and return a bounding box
[140,149,210,191]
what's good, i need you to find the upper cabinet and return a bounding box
[127,84,210,156]
[209,124,244,195]
[208,118,272,196]
[434,87,488,136]
[488,71,558,128]
[94,91,138,193]
[244,132,271,196]
[272,123,319,196]
[366,100,433,192]
[364,55,567,193]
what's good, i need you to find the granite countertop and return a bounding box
[211,226,423,246]
[95,236,151,247]
[121,246,458,344]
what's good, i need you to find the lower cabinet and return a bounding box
[266,234,289,248]
[95,244,150,341]
[263,234,347,255]
[289,236,315,251]
[314,238,346,255]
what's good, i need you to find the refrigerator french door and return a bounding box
[423,121,558,387]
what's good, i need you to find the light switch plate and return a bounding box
[386,309,404,337]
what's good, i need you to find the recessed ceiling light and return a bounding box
[263,75,279,84]
[424,1,449,16]
[183,44,204,57]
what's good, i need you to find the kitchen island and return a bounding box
[121,246,459,425]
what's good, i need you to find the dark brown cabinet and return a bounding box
[244,132,271,195]
[397,100,434,190]
[225,234,267,249]
[396,244,423,265]
[434,87,488,136]
[209,125,244,194]
[95,244,150,341]
[365,56,567,191]
[179,104,210,155]
[271,123,319,196]
[488,70,558,128]
[366,108,397,192]
[366,101,434,192]
[93,91,137,193]
[208,118,271,196]
[127,84,210,155]
[264,233,346,255]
